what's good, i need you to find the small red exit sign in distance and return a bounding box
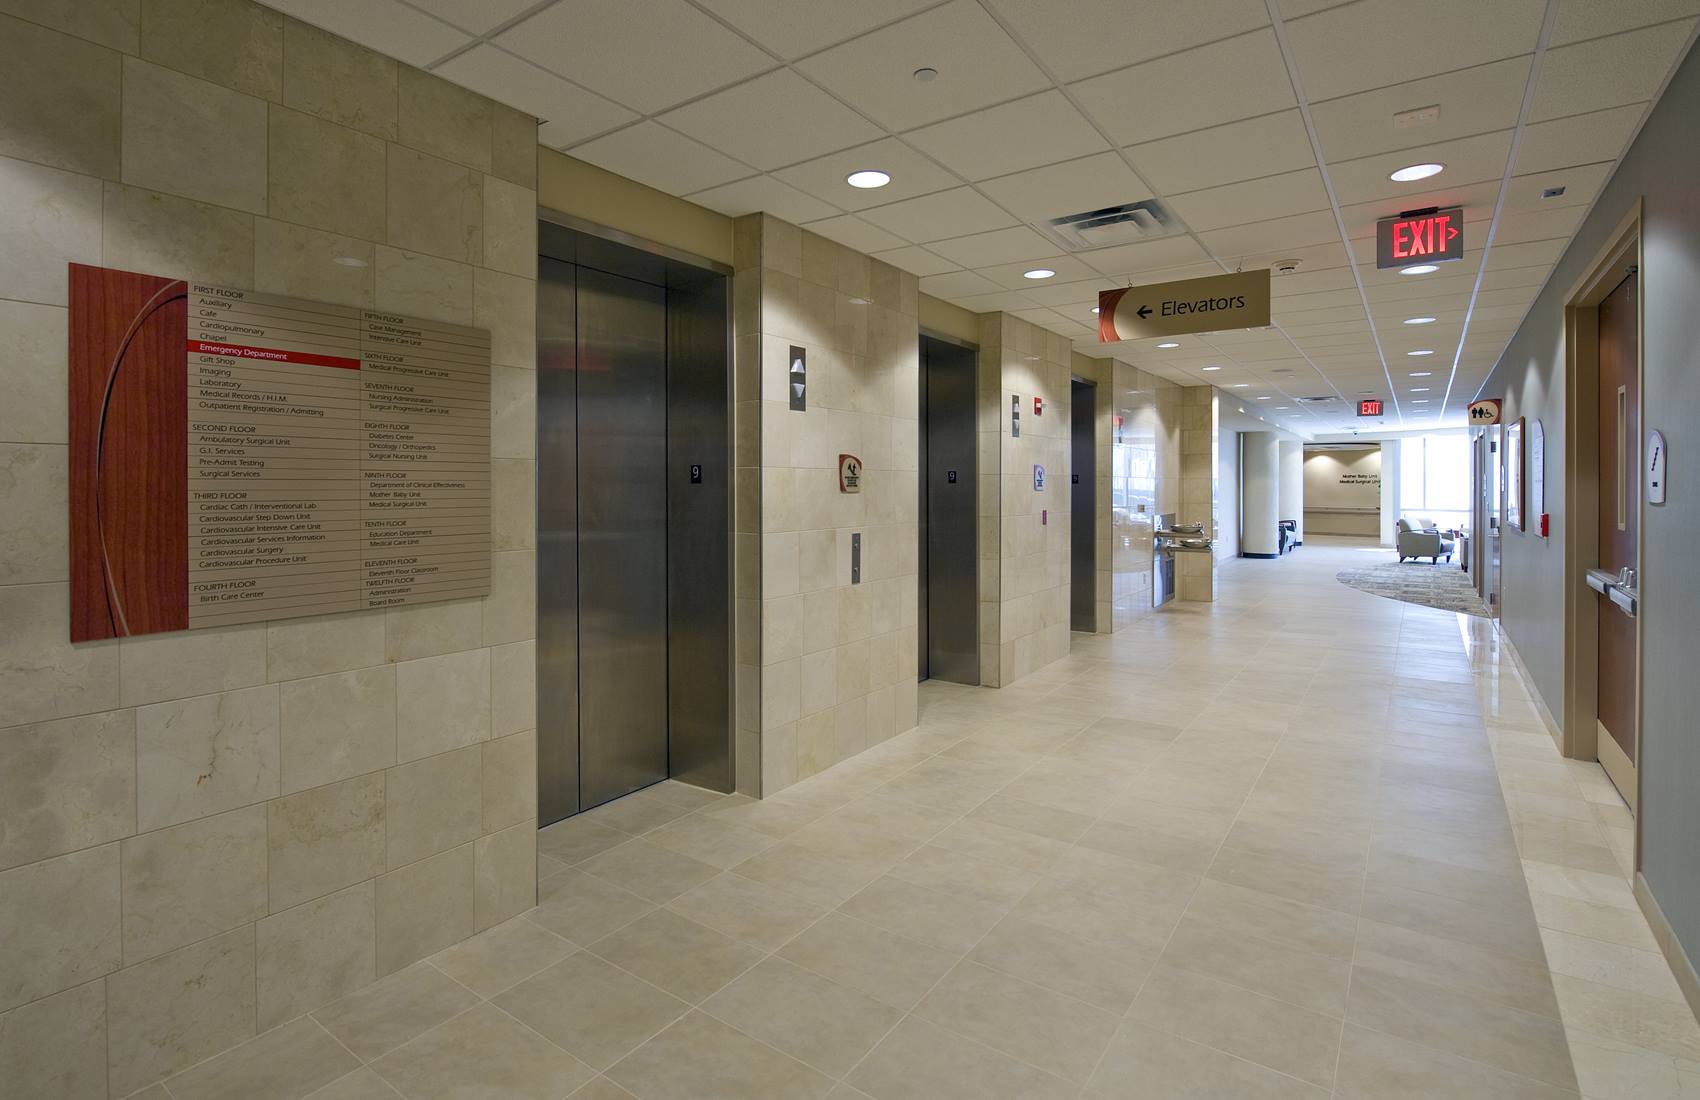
[1358,399,1384,417]
[1376,207,1464,269]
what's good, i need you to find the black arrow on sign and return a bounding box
[1136,304,1153,319]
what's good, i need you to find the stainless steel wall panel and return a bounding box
[536,258,579,825]
[921,336,978,685]
[1071,378,1096,632]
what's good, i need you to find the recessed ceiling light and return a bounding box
[846,169,890,189]
[332,255,368,268]
[1412,387,1430,392]
[1400,264,1439,275]
[913,67,938,82]
[1276,405,1290,409]
[1231,383,1250,388]
[1202,365,1222,371]
[1390,162,1445,182]
[1410,370,1433,377]
[1090,306,1100,314]
[1404,316,1436,325]
[1406,349,1434,356]
[1413,399,1430,403]
[1023,268,1055,280]
[1157,341,1179,348]
[1257,395,1271,400]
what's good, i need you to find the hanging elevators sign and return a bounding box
[1376,207,1464,269]
[1098,269,1270,341]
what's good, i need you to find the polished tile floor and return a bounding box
[154,539,1696,1099]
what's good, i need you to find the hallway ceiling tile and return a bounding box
[1327,130,1515,207]
[1550,0,1700,45]
[1069,28,1296,146]
[1167,168,1332,233]
[691,0,937,59]
[796,0,1048,131]
[924,225,1057,268]
[684,175,838,223]
[977,152,1152,223]
[773,138,961,212]
[495,0,773,114]
[1306,57,1532,163]
[1512,106,1645,175]
[869,245,961,277]
[982,0,1271,83]
[433,45,638,148]
[1531,22,1697,121]
[264,0,468,65]
[1124,110,1317,196]
[903,91,1108,182]
[406,0,537,35]
[799,214,910,255]
[657,69,882,170]
[858,187,1017,242]
[568,121,753,195]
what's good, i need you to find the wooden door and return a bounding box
[1597,270,1638,783]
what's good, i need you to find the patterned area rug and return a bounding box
[1335,559,1492,616]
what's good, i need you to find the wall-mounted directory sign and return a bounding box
[1376,207,1464,268]
[1098,269,1270,341]
[69,264,492,642]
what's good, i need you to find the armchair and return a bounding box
[1396,518,1455,563]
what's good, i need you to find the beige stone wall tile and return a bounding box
[491,103,537,188]
[0,710,134,870]
[104,180,255,288]
[120,621,267,707]
[267,772,386,911]
[121,804,267,963]
[376,842,474,975]
[386,745,482,870]
[387,144,482,264]
[0,0,139,52]
[0,443,66,584]
[482,549,536,646]
[396,648,491,762]
[0,843,121,1011]
[141,0,281,99]
[254,218,374,307]
[492,457,537,551]
[0,583,120,726]
[0,979,107,1099]
[490,639,536,736]
[267,609,386,682]
[374,245,473,324]
[474,821,536,931]
[256,881,375,1031]
[385,598,484,662]
[483,174,537,278]
[121,58,266,213]
[136,683,279,832]
[0,157,102,306]
[0,14,120,176]
[268,104,387,241]
[105,926,256,1097]
[474,266,537,369]
[397,65,491,172]
[280,18,396,139]
[490,364,537,460]
[481,729,536,832]
[0,301,67,442]
[278,666,396,794]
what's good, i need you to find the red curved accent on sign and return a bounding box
[1098,288,1128,341]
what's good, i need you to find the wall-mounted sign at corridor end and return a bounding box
[1097,269,1270,341]
[1358,398,1384,417]
[1376,207,1464,269]
[1468,397,1502,426]
[838,453,862,493]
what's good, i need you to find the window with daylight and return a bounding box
[1399,432,1471,532]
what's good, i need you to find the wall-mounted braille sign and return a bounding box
[68,264,491,642]
[838,453,862,493]
[1376,207,1464,269]
[1648,429,1667,505]
[1033,464,1046,490]
[789,345,806,411]
[1098,269,1270,341]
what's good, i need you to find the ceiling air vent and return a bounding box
[1037,199,1179,253]
[1298,395,1339,404]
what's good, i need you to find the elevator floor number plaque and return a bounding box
[69,263,492,641]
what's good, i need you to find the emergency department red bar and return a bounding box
[189,339,361,370]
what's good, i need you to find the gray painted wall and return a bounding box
[1217,428,1242,560]
[1482,39,1700,965]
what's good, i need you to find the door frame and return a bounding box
[1560,201,1643,819]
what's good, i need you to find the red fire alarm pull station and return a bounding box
[1376,207,1464,269]
[1358,399,1383,417]
[1032,396,1044,416]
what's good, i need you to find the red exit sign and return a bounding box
[1376,207,1463,269]
[1358,399,1384,417]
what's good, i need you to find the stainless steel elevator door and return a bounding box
[921,336,978,685]
[1070,379,1095,632]
[536,258,579,825]
[576,267,668,809]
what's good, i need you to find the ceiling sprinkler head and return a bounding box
[913,67,938,82]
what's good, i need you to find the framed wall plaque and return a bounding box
[69,264,492,641]
[1505,416,1525,532]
